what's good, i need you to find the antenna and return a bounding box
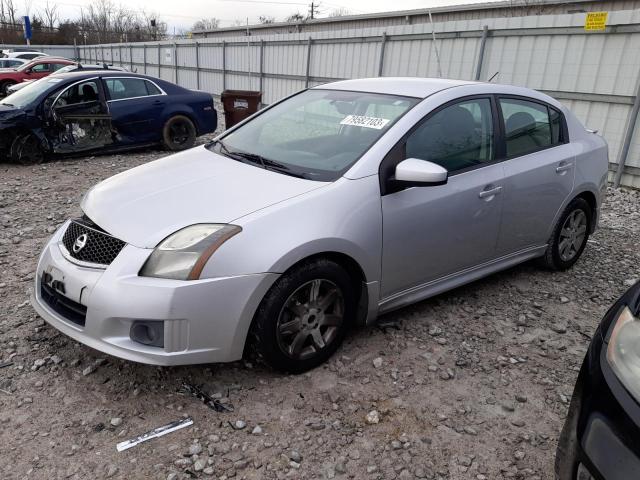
[487,71,499,82]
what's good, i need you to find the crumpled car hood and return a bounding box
[0,104,24,124]
[81,145,328,248]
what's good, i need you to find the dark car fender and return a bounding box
[0,111,51,156]
[162,93,217,136]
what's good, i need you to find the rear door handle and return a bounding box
[478,186,503,199]
[556,162,574,173]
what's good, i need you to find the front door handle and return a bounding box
[478,186,503,199]
[556,162,574,173]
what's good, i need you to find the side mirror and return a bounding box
[25,69,31,74]
[394,158,448,186]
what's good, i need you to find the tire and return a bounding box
[162,115,196,151]
[10,134,45,166]
[539,197,592,271]
[1,81,16,96]
[248,259,356,373]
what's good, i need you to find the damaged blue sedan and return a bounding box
[0,71,217,164]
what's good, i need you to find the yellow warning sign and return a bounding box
[585,12,608,31]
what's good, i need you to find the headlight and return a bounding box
[140,224,241,280]
[606,305,640,399]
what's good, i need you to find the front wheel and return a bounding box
[10,134,45,165]
[539,198,592,271]
[162,115,196,151]
[248,259,356,373]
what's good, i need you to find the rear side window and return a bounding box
[404,98,494,173]
[105,78,161,101]
[500,98,563,157]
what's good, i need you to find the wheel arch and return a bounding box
[273,250,370,326]
[163,108,200,135]
[574,189,598,233]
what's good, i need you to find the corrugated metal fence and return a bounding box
[11,9,640,187]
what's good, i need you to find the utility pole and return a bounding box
[308,1,320,20]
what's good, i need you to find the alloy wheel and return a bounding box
[276,279,345,361]
[170,121,190,145]
[558,209,587,262]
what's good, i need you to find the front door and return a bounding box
[381,97,504,298]
[495,97,575,254]
[45,78,114,154]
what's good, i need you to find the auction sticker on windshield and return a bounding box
[340,115,390,129]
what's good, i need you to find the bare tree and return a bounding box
[5,0,17,25]
[284,12,305,23]
[41,0,59,29]
[258,15,275,24]
[192,17,220,31]
[328,7,350,17]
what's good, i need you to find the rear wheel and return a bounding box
[10,134,44,165]
[248,259,355,373]
[539,197,591,271]
[162,115,196,151]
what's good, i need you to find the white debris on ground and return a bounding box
[1,120,639,480]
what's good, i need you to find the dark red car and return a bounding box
[0,57,75,95]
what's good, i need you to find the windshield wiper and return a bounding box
[210,140,308,179]
[232,152,310,179]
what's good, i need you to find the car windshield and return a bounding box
[208,89,419,181]
[16,60,38,72]
[0,77,60,107]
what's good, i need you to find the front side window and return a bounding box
[210,89,419,181]
[31,63,50,73]
[500,98,563,157]
[405,98,494,173]
[51,80,100,108]
[105,78,160,100]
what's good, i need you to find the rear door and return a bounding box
[495,97,575,254]
[103,77,166,144]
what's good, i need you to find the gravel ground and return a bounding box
[1,137,639,480]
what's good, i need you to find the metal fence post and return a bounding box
[614,78,640,187]
[259,39,265,96]
[475,25,489,81]
[143,44,147,74]
[130,45,133,71]
[158,45,161,78]
[174,43,178,85]
[195,42,200,90]
[222,41,227,91]
[305,36,313,88]
[378,32,387,77]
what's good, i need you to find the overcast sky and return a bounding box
[24,0,503,32]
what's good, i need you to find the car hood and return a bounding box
[81,145,329,248]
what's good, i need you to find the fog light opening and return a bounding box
[130,321,164,348]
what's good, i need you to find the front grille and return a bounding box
[40,279,87,327]
[61,219,126,266]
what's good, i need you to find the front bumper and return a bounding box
[556,286,640,479]
[31,223,279,365]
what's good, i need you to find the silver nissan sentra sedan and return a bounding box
[31,77,608,373]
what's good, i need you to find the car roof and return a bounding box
[49,71,158,82]
[317,77,477,99]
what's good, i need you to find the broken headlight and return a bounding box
[140,224,241,280]
[607,305,640,400]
